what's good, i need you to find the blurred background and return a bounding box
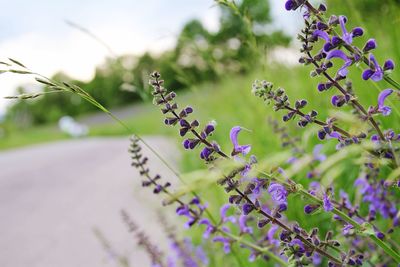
[1,0,399,266]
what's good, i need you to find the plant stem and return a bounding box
[221,230,288,266]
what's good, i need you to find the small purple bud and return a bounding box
[304,204,319,214]
[242,203,255,215]
[318,130,326,140]
[331,95,341,107]
[204,124,215,135]
[351,27,364,37]
[200,147,213,160]
[185,106,193,114]
[317,83,326,92]
[376,232,385,240]
[179,119,190,128]
[316,22,328,30]
[278,203,287,212]
[363,39,377,52]
[285,0,295,10]
[384,59,395,71]
[318,4,327,11]
[323,42,333,52]
[183,139,190,149]
[331,36,342,46]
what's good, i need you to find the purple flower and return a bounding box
[239,215,253,234]
[342,224,353,235]
[199,218,214,239]
[313,30,330,43]
[377,89,393,116]
[313,253,322,265]
[338,16,353,45]
[230,126,251,157]
[326,49,352,77]
[312,144,327,162]
[267,183,288,205]
[267,225,280,246]
[212,236,231,254]
[220,204,236,224]
[362,54,384,81]
[323,193,333,211]
[289,238,305,254]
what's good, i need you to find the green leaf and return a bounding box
[8,58,26,68]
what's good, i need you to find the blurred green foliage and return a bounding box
[3,0,289,129]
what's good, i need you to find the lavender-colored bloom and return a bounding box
[342,224,353,235]
[287,156,298,164]
[220,204,236,224]
[239,215,253,234]
[362,54,384,81]
[250,177,267,198]
[289,238,305,254]
[313,144,327,162]
[313,30,330,43]
[377,89,393,116]
[354,177,370,194]
[267,225,280,246]
[199,218,214,239]
[212,236,231,254]
[267,183,288,204]
[338,16,352,45]
[326,49,352,77]
[371,134,380,143]
[195,246,208,265]
[230,126,251,157]
[323,193,333,211]
[312,254,322,266]
[339,190,352,209]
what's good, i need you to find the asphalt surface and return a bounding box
[0,137,180,267]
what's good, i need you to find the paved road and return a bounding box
[0,137,180,267]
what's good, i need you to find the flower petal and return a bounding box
[378,89,393,108]
[230,126,251,156]
[362,69,374,80]
[313,30,330,42]
[326,49,349,61]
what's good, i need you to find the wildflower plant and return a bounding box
[2,0,400,266]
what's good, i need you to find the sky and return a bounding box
[0,0,302,114]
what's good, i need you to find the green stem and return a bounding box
[220,230,288,266]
